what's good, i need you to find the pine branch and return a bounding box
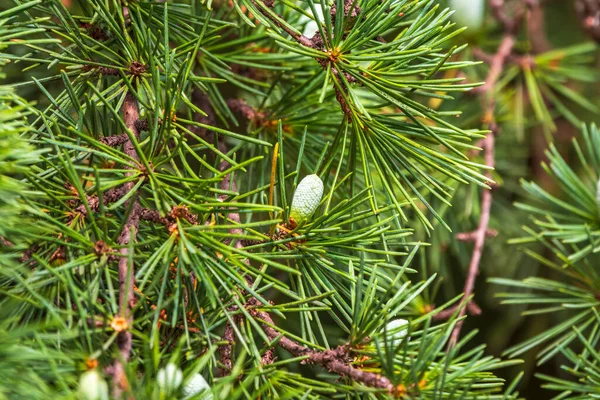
[6,0,595,397]
[99,134,129,147]
[249,0,357,118]
[70,185,129,221]
[139,206,198,228]
[246,297,394,392]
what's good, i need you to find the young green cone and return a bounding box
[290,174,324,223]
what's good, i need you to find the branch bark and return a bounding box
[246,297,394,392]
[447,0,528,347]
[111,92,142,397]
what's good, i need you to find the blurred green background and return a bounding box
[423,1,600,398]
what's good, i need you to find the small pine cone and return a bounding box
[290,174,324,223]
[576,0,600,43]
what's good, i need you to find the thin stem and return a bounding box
[447,0,528,346]
[111,92,142,397]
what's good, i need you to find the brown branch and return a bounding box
[227,98,263,121]
[246,298,393,391]
[80,22,109,41]
[261,347,276,366]
[218,322,235,376]
[447,1,529,347]
[67,117,155,222]
[110,92,142,397]
[456,229,498,242]
[99,134,129,147]
[250,0,313,47]
[139,205,198,234]
[99,121,151,147]
[65,185,129,226]
[472,35,516,96]
[82,61,147,77]
[433,301,482,322]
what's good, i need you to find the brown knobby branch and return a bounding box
[77,185,128,211]
[246,297,394,392]
[456,229,498,242]
[139,205,198,227]
[94,240,112,258]
[99,121,151,147]
[99,133,129,147]
[66,120,156,224]
[218,322,235,376]
[433,301,482,322]
[261,347,276,366]
[447,0,529,347]
[227,98,264,122]
[110,92,142,397]
[80,22,110,41]
[82,61,147,77]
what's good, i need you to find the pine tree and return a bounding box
[0,0,598,399]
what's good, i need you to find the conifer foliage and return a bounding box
[0,0,598,399]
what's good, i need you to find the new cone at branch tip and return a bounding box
[78,370,109,400]
[290,174,324,223]
[449,0,485,30]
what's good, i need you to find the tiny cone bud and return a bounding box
[290,174,323,222]
[182,373,213,399]
[78,370,109,400]
[157,363,183,394]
